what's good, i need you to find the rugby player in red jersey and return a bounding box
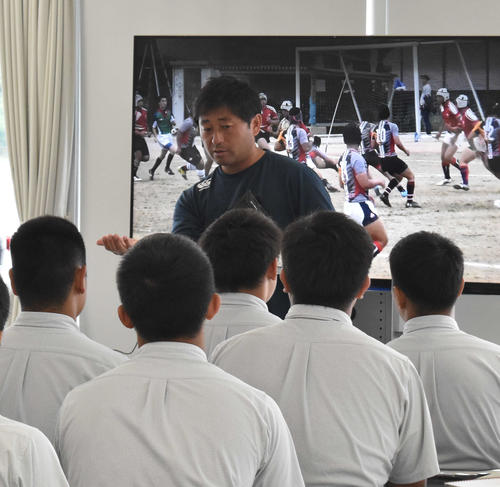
[132,94,150,181]
[255,93,279,151]
[452,94,484,190]
[434,88,467,187]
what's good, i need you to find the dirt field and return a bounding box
[133,133,500,284]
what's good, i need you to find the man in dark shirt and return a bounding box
[99,76,334,315]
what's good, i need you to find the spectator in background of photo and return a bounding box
[420,75,432,135]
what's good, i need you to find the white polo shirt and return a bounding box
[204,292,282,357]
[0,312,127,444]
[55,341,304,487]
[387,314,500,470]
[0,415,69,486]
[212,304,439,486]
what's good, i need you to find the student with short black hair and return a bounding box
[0,274,71,486]
[0,216,126,444]
[56,233,304,487]
[212,211,439,487]
[199,209,282,356]
[387,231,500,470]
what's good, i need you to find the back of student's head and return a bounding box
[194,76,260,124]
[10,216,86,309]
[378,104,391,120]
[0,276,9,331]
[343,122,362,145]
[117,233,214,342]
[198,209,281,293]
[390,231,464,314]
[313,136,322,147]
[282,211,373,310]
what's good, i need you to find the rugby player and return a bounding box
[339,122,388,256]
[452,94,484,190]
[132,94,150,181]
[376,105,421,208]
[434,88,466,187]
[255,92,279,151]
[149,96,177,178]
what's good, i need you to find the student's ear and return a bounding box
[265,258,279,281]
[280,268,290,293]
[392,285,407,313]
[457,278,465,298]
[250,113,262,137]
[356,275,371,300]
[205,293,221,321]
[74,265,87,295]
[117,305,134,330]
[8,269,17,296]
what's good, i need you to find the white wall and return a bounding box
[80,0,500,350]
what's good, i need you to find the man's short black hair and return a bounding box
[194,76,261,124]
[282,211,373,310]
[0,276,9,331]
[10,216,86,310]
[313,136,322,147]
[390,231,464,313]
[421,74,430,81]
[117,233,215,342]
[198,209,281,293]
[378,104,391,120]
[343,122,362,145]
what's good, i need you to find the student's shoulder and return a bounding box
[70,332,128,366]
[210,322,283,360]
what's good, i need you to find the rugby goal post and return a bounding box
[294,40,485,142]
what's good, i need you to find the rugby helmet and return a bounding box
[456,94,468,109]
[280,100,293,111]
[135,94,143,105]
[436,88,450,102]
[171,127,178,136]
[258,92,267,102]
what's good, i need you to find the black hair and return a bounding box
[158,96,167,102]
[0,276,9,331]
[117,233,214,342]
[194,76,261,124]
[343,122,362,145]
[378,104,391,120]
[390,231,464,314]
[421,74,430,81]
[282,211,373,311]
[10,216,86,309]
[313,136,322,147]
[198,209,281,293]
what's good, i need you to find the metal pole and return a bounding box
[339,53,362,122]
[295,49,300,109]
[326,78,348,150]
[412,44,421,141]
[149,44,160,97]
[456,42,485,121]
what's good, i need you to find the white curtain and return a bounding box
[0,0,79,324]
[0,0,78,221]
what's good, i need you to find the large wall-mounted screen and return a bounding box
[131,36,500,293]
